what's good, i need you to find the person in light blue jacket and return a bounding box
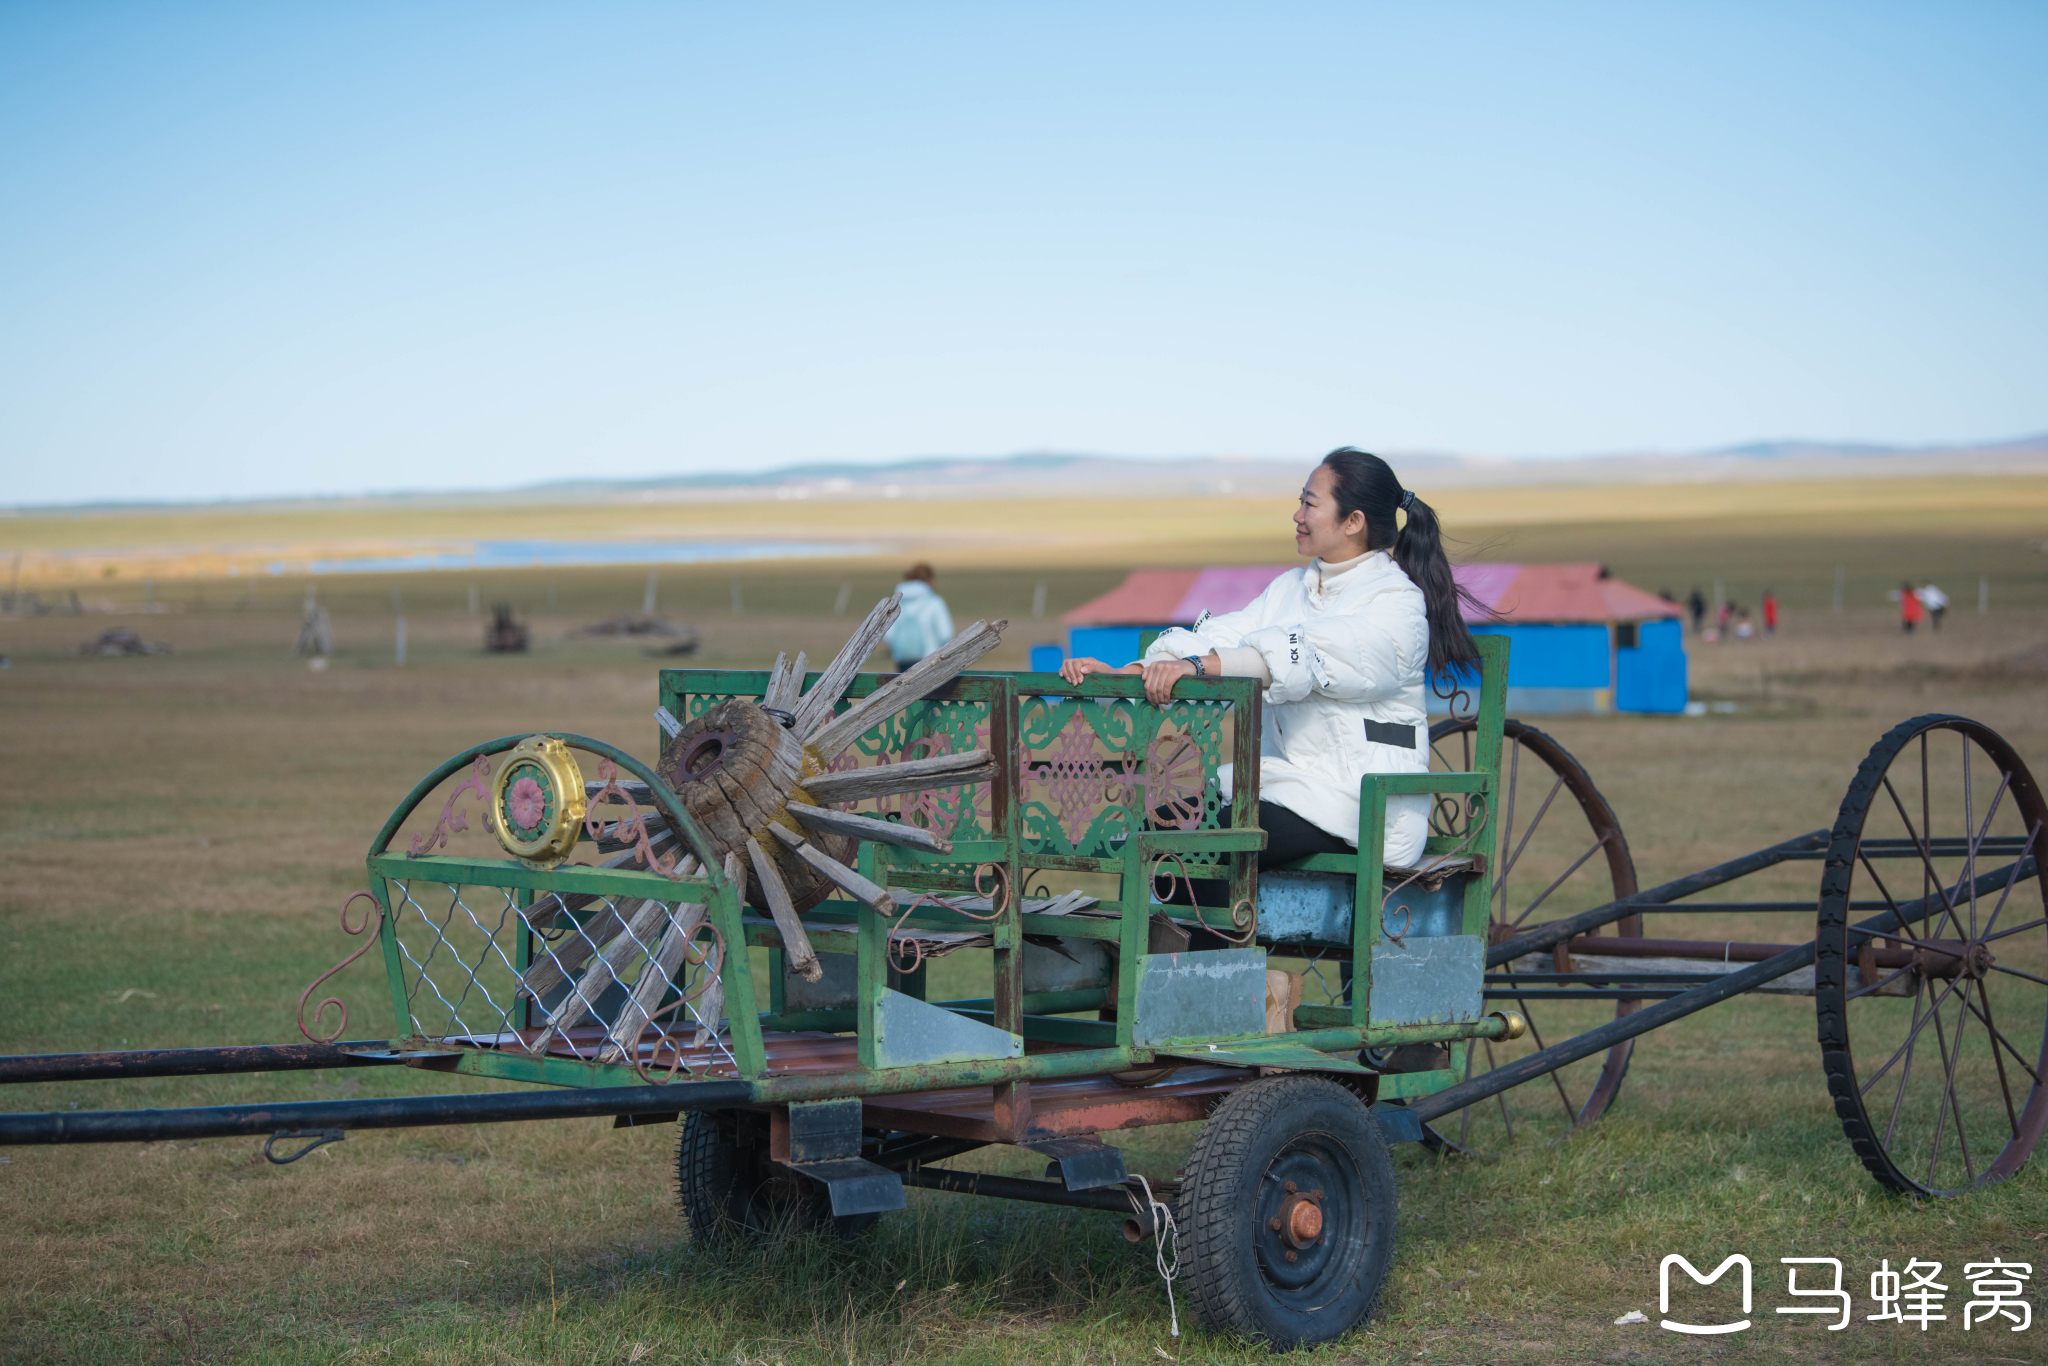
[886,564,955,669]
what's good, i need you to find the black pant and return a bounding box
[1160,799,1350,908]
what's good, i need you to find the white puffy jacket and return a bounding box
[1142,551,1431,867]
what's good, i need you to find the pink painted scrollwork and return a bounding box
[297,891,384,1043]
[1143,730,1206,831]
[409,755,493,857]
[585,758,681,878]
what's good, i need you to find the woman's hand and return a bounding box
[1060,655,1211,703]
[1058,656,1137,685]
[1139,658,1197,704]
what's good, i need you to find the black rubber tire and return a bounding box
[675,1110,878,1243]
[1177,1075,1396,1349]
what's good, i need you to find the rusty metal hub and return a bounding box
[1913,939,1995,979]
[1265,1180,1325,1259]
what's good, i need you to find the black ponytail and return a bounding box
[1319,448,1482,674]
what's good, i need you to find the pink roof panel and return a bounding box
[1451,562,1522,617]
[1173,567,1292,621]
[1066,562,1679,627]
[1477,563,1680,624]
[1062,570,1200,626]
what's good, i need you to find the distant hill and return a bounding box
[6,435,2044,516]
[515,433,2048,504]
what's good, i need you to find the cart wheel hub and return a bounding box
[1912,939,1994,980]
[1280,1192,1323,1247]
[677,729,735,781]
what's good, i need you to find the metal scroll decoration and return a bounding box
[409,755,492,857]
[1381,790,1491,944]
[584,758,681,878]
[1149,852,1258,945]
[297,891,383,1043]
[886,864,1010,973]
[1430,669,1475,725]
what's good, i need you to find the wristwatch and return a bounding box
[1183,655,1206,677]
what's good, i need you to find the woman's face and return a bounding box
[1294,464,1370,560]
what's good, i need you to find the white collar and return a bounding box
[1312,549,1394,595]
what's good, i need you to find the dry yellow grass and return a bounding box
[7,471,2046,581]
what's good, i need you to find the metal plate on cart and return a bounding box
[873,989,1023,1068]
[781,1157,908,1216]
[785,951,858,1010]
[1368,934,1484,1026]
[1028,1136,1129,1191]
[1132,948,1267,1045]
[1259,870,1465,945]
[1023,938,1112,993]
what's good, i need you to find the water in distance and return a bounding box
[308,539,870,574]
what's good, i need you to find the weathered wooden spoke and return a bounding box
[1420,718,1640,1156]
[1816,715,2048,1196]
[515,599,1006,1014]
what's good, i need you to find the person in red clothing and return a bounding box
[1762,590,1778,635]
[1900,581,1922,634]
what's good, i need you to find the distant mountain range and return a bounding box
[520,433,2048,503]
[9,434,2044,515]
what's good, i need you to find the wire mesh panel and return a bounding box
[386,877,735,1076]
[352,732,748,1081]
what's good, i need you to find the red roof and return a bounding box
[1463,563,1680,624]
[1064,562,1679,626]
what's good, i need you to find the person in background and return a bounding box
[1688,587,1707,635]
[1733,608,1754,640]
[1761,589,1778,635]
[1919,581,1949,632]
[1900,581,1922,634]
[886,564,954,669]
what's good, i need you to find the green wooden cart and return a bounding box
[326,636,1521,1346]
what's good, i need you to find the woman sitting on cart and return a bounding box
[1060,448,1479,873]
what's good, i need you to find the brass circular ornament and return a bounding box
[488,735,587,867]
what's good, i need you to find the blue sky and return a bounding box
[2,2,2043,504]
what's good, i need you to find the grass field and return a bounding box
[4,475,2048,1364]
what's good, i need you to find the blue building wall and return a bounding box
[1616,617,1688,713]
[1068,626,1147,669]
[1073,618,1686,713]
[1467,624,1611,687]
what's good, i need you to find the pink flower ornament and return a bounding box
[508,774,547,832]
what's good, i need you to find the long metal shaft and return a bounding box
[0,1078,751,1145]
[1485,829,1828,967]
[0,1041,400,1086]
[1415,856,2036,1124]
[899,1166,1140,1214]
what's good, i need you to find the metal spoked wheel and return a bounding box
[1421,718,1643,1154]
[1816,714,2048,1196]
[1178,1075,1397,1349]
